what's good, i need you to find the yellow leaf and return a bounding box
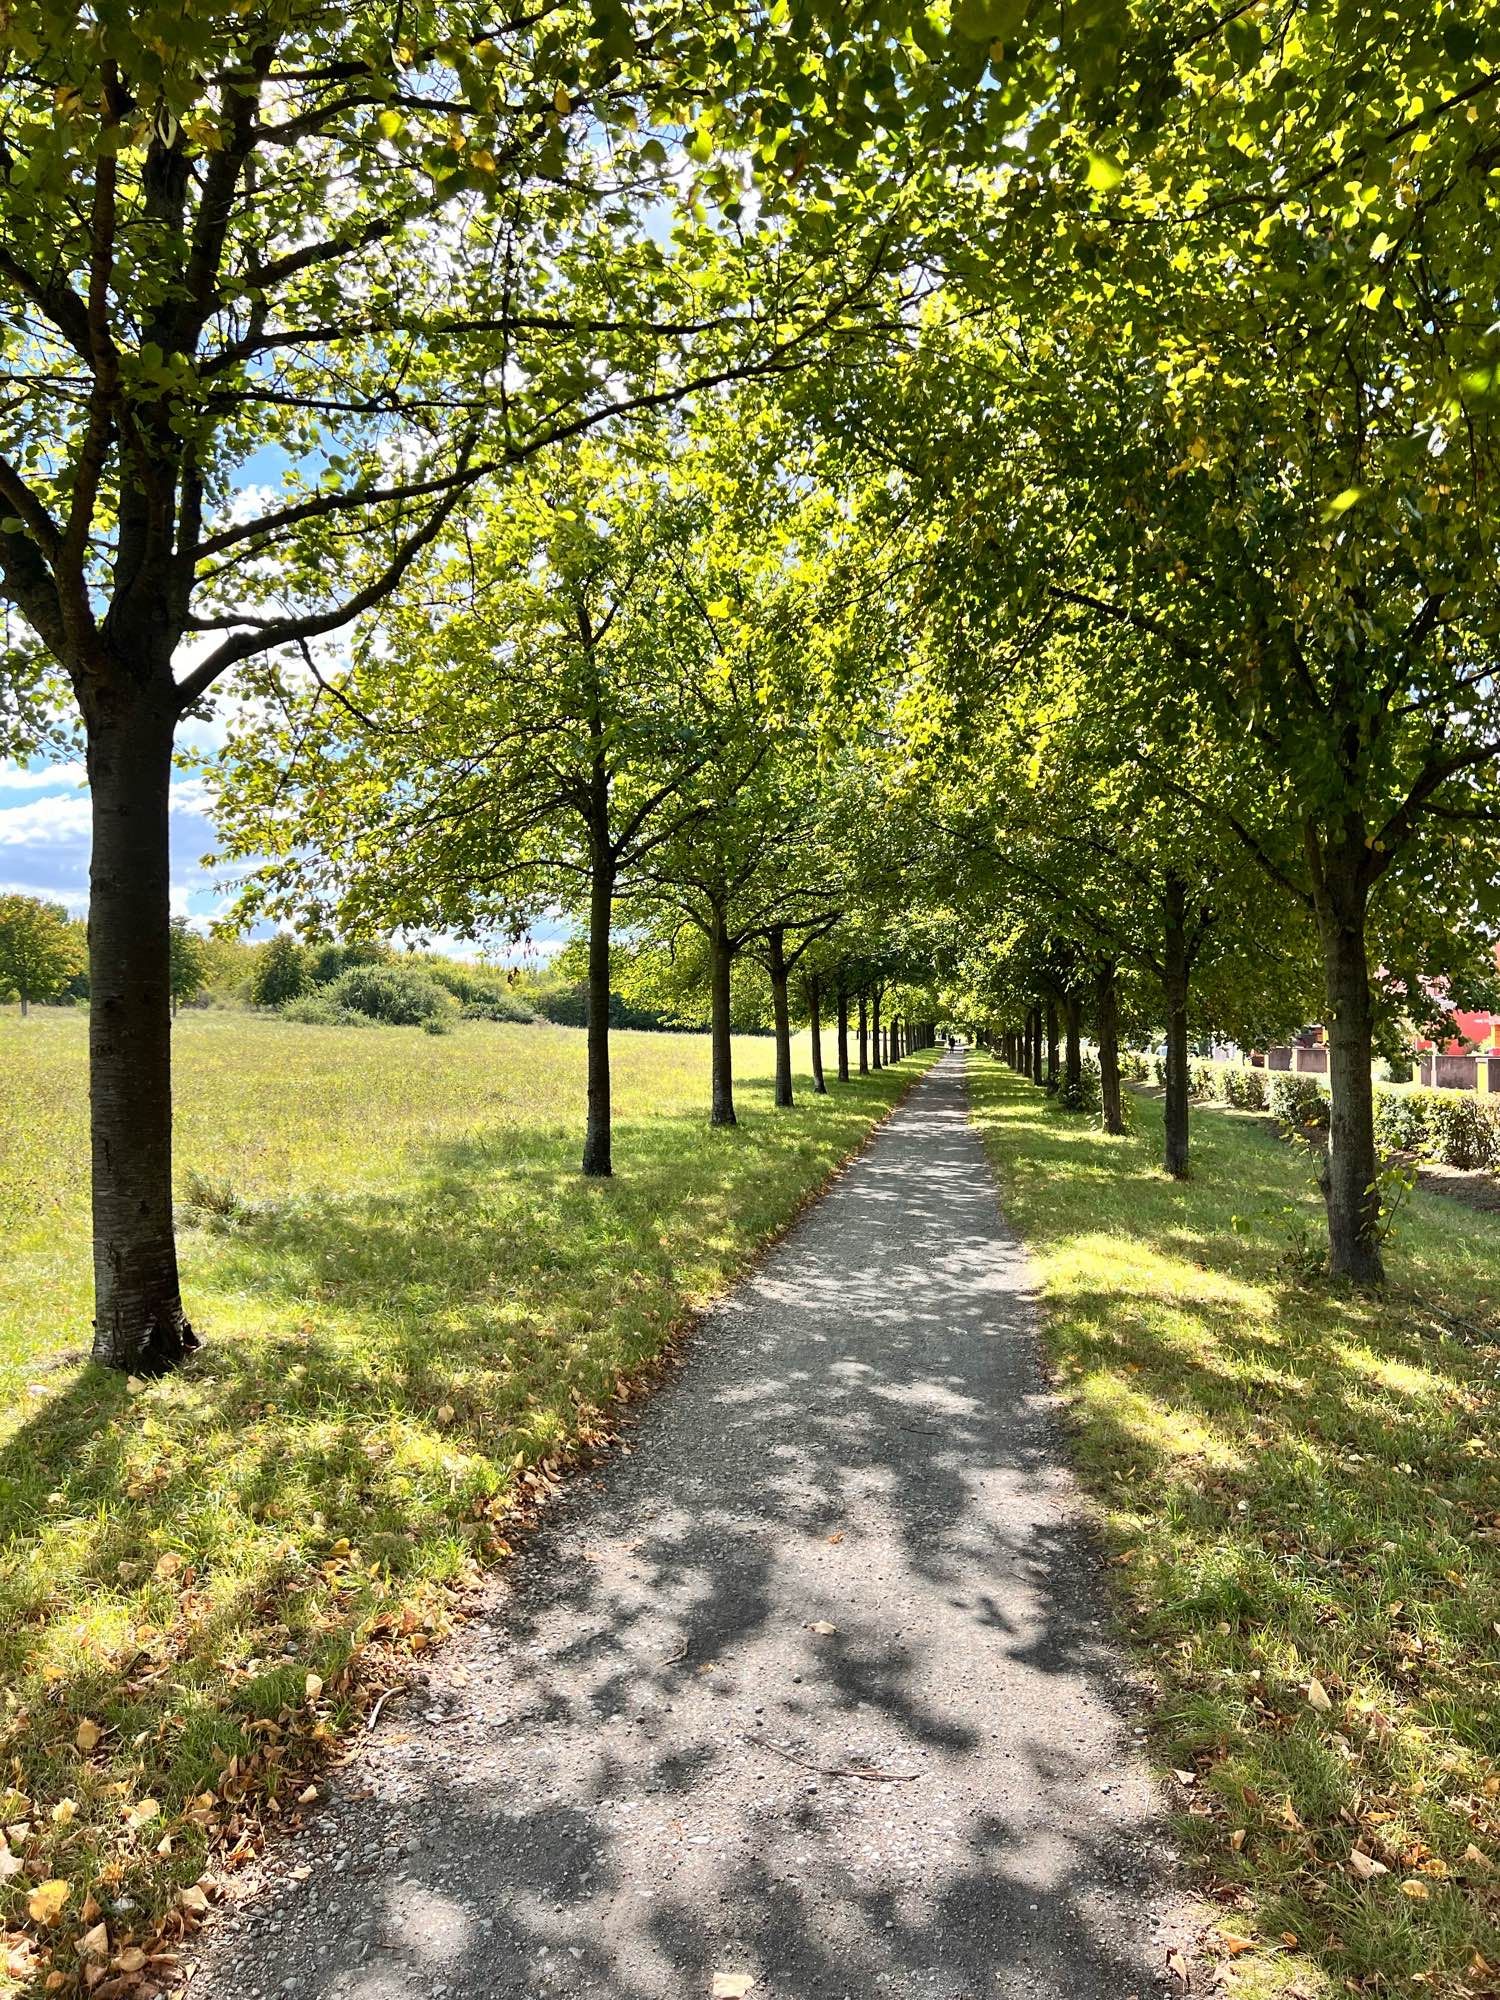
[74,1720,102,1753]
[28,1880,70,1925]
[553,83,571,114]
[125,1797,159,1831]
[50,1799,76,1826]
[1399,1879,1430,1900]
[1085,150,1125,192]
[711,1978,756,1998]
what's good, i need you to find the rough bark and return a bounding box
[768,924,794,1110]
[1096,961,1125,1136]
[1313,841,1384,1283]
[809,975,827,1094]
[858,994,868,1074]
[836,985,850,1083]
[1162,872,1191,1179]
[710,912,736,1127]
[581,838,615,1176]
[86,697,197,1373]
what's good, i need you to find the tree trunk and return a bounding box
[1096,961,1124,1135]
[86,699,197,1373]
[809,975,827,1094]
[768,925,794,1110]
[1045,1000,1059,1093]
[1162,871,1191,1179]
[19,986,29,1019]
[1030,1005,1043,1085]
[1063,992,1082,1096]
[710,914,736,1127]
[836,985,850,1083]
[1315,845,1383,1284]
[871,991,883,1071]
[858,994,868,1074]
[581,843,615,1176]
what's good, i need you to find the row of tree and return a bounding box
[3,0,1498,1360]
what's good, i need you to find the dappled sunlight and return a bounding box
[966,1055,1500,2000]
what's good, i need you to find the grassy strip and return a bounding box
[0,1012,935,1993]
[965,1058,1500,2000]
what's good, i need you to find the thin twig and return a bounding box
[743,1730,918,1784]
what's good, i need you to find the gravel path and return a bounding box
[191,1053,1200,2000]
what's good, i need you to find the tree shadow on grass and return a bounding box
[179,1058,1193,1999]
[0,1064,935,1953]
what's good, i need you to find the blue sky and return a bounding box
[0,718,230,923]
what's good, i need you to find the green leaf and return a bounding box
[1085,150,1125,192]
[1320,487,1369,521]
[951,0,1028,44]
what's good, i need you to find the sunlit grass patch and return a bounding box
[967,1057,1500,2000]
[0,1010,934,1991]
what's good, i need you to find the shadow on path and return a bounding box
[191,1056,1194,2000]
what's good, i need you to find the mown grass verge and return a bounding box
[966,1057,1499,2000]
[0,1011,935,1994]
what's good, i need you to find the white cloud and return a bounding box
[0,791,92,845]
[0,760,87,793]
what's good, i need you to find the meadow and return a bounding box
[967,1059,1500,2000]
[0,1009,931,1991]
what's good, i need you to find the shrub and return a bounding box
[460,992,539,1024]
[1057,1053,1101,1115]
[278,994,374,1028]
[1120,1050,1150,1083]
[322,963,453,1026]
[1424,1093,1498,1171]
[1382,1054,1414,1084]
[1152,1053,1168,1086]
[1188,1059,1219,1100]
[1269,1072,1330,1135]
[1373,1088,1430,1156]
[422,1014,452,1035]
[1221,1065,1268,1110]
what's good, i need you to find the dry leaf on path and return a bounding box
[809,1621,837,1636]
[711,1976,756,1998]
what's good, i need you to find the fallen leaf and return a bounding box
[1306,1678,1333,1713]
[1228,1829,1246,1853]
[74,1720,103,1754]
[79,1923,109,1965]
[1173,1769,1196,1787]
[1463,1843,1492,1873]
[1165,1945,1191,1989]
[1399,1880,1429,1901]
[178,1884,209,1917]
[125,1798,159,1832]
[298,1785,319,1805]
[436,1404,455,1424]
[809,1621,837,1636]
[1349,1848,1387,1882]
[112,1948,147,1975]
[826,1533,843,1545]
[50,1799,77,1826]
[1219,1935,1254,1957]
[305,1673,323,1702]
[0,1842,21,1882]
[711,1977,755,1998]
[154,1552,183,1580]
[28,1880,70,1925]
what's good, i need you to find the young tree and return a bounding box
[0,895,80,1015]
[250,935,306,1010]
[168,919,210,1017]
[0,4,929,1369]
[209,437,765,1177]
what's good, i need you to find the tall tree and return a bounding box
[0,894,80,1015]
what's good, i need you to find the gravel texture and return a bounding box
[188,1053,1203,2000]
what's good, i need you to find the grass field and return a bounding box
[966,1058,1500,2000]
[0,1009,932,1993]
